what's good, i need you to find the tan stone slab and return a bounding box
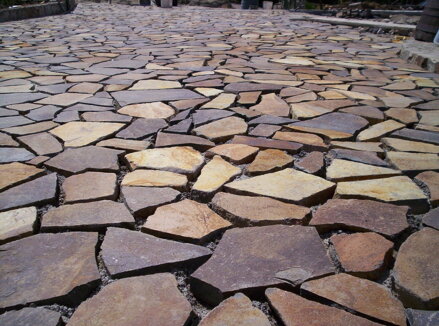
[194,117,247,142]
[271,56,315,65]
[285,91,317,103]
[290,102,333,119]
[2,121,58,135]
[273,131,327,151]
[225,168,335,206]
[327,159,401,182]
[193,156,240,194]
[0,70,31,79]
[96,138,150,152]
[357,120,405,142]
[382,137,439,153]
[238,91,261,104]
[50,122,124,147]
[118,102,175,119]
[302,273,406,326]
[387,152,439,172]
[247,149,293,175]
[380,95,419,108]
[122,170,188,190]
[125,146,204,175]
[333,89,376,100]
[0,207,36,244]
[36,93,92,107]
[201,93,236,109]
[206,144,259,164]
[385,108,418,124]
[68,82,103,94]
[130,80,182,90]
[63,172,117,204]
[195,88,223,97]
[66,74,107,83]
[142,199,231,242]
[250,93,289,117]
[331,141,384,153]
[419,111,439,126]
[0,162,44,191]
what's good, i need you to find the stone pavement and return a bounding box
[0,3,439,326]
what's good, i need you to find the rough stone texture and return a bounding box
[247,149,293,175]
[122,169,188,190]
[266,288,382,326]
[406,309,439,326]
[125,146,204,175]
[416,171,439,206]
[0,162,44,191]
[191,225,334,305]
[326,159,400,181]
[199,293,271,326]
[231,135,302,153]
[225,168,335,206]
[194,116,247,142]
[0,232,99,309]
[0,307,62,326]
[211,192,309,225]
[0,206,36,244]
[122,186,180,217]
[96,138,150,151]
[101,227,211,277]
[423,207,439,230]
[273,131,327,151]
[302,273,406,326]
[387,152,439,173]
[294,151,324,174]
[382,137,439,154]
[310,199,409,237]
[0,147,35,163]
[394,228,439,309]
[18,132,63,155]
[206,143,259,164]
[118,102,175,119]
[67,274,193,326]
[250,93,289,117]
[331,232,393,279]
[62,172,117,203]
[357,120,405,142]
[41,200,134,231]
[142,199,231,242]
[0,173,58,212]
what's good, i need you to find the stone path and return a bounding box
[0,3,438,326]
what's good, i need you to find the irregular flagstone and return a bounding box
[0,206,36,244]
[165,119,192,134]
[247,149,293,175]
[191,225,334,305]
[0,307,62,326]
[339,105,385,124]
[250,93,289,117]
[0,174,57,212]
[380,95,419,108]
[2,121,58,136]
[406,309,439,326]
[96,138,150,152]
[419,110,439,126]
[18,132,63,155]
[391,128,439,145]
[310,199,409,237]
[265,288,382,326]
[249,115,295,126]
[423,207,439,229]
[199,293,271,326]
[41,200,134,231]
[67,274,192,326]
[328,149,388,166]
[301,273,406,326]
[294,151,324,174]
[155,132,214,150]
[193,109,234,126]
[249,124,281,137]
[385,108,418,124]
[387,152,439,173]
[416,171,439,206]
[0,92,47,107]
[201,93,236,109]
[62,172,117,204]
[125,146,204,175]
[224,82,283,93]
[194,116,247,142]
[170,98,209,111]
[225,168,335,206]
[231,135,302,153]
[0,132,18,147]
[116,118,167,139]
[130,80,182,90]
[357,119,405,142]
[0,116,33,129]
[36,93,92,107]
[45,146,121,175]
[206,143,259,164]
[101,227,211,277]
[382,137,439,153]
[113,89,204,106]
[81,111,132,123]
[195,87,223,97]
[288,112,369,140]
[335,176,428,213]
[193,156,240,194]
[0,162,44,191]
[50,122,124,147]
[394,228,439,309]
[118,102,175,119]
[25,105,62,122]
[211,192,309,226]
[326,159,400,181]
[122,186,180,217]
[331,140,384,153]
[0,232,99,309]
[273,131,327,151]
[122,169,188,190]
[142,199,231,242]
[238,91,261,104]
[330,232,393,279]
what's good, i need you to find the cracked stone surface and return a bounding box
[1,3,438,324]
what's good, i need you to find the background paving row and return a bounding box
[0,3,438,325]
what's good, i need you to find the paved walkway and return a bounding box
[0,3,438,326]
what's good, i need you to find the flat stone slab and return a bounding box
[0,162,44,191]
[0,206,36,244]
[247,149,294,175]
[115,118,167,139]
[387,152,439,173]
[122,169,188,190]
[0,232,99,309]
[0,307,62,326]
[62,172,117,204]
[155,132,215,150]
[199,293,270,326]
[112,89,205,106]
[101,227,211,277]
[302,273,406,326]
[231,135,302,153]
[211,192,309,226]
[328,148,388,166]
[142,199,231,242]
[67,274,193,326]
[310,199,409,237]
[391,128,439,145]
[326,159,400,181]
[191,225,334,305]
[0,173,58,212]
[18,132,63,155]
[41,200,134,231]
[423,207,439,230]
[394,228,439,309]
[45,146,122,175]
[406,309,439,326]
[206,144,259,164]
[194,116,247,142]
[225,168,335,206]
[266,288,382,326]
[0,147,35,163]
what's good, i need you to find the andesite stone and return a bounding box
[0,307,62,326]
[0,206,36,244]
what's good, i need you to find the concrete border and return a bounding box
[400,39,439,73]
[0,0,76,23]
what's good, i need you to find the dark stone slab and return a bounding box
[0,307,61,326]
[224,82,284,93]
[165,119,192,134]
[25,105,62,121]
[423,207,439,230]
[113,89,205,106]
[328,149,389,167]
[155,132,214,150]
[193,109,235,126]
[0,92,47,107]
[0,147,35,163]
[391,128,439,145]
[116,118,167,139]
[406,309,439,326]
[230,135,302,153]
